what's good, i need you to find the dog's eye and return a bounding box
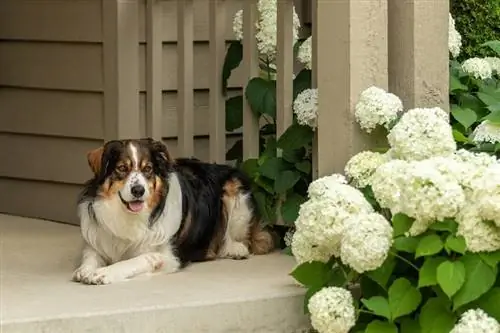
[116,165,128,173]
[143,165,153,174]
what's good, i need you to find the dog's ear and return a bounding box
[87,146,104,175]
[143,138,174,176]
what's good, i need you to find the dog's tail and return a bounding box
[249,221,275,255]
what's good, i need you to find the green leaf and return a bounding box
[280,193,306,224]
[392,213,414,237]
[388,278,422,320]
[258,157,289,180]
[361,296,391,320]
[293,68,312,99]
[282,147,306,163]
[225,95,243,131]
[452,129,469,143]
[365,320,398,333]
[429,219,458,233]
[290,261,331,287]
[418,257,446,288]
[239,158,259,178]
[419,298,456,333]
[482,40,500,56]
[245,77,276,118]
[253,191,272,223]
[366,255,396,290]
[415,234,443,258]
[484,110,500,124]
[477,92,500,107]
[453,253,497,310]
[400,318,421,333]
[451,105,477,130]
[276,124,314,151]
[475,287,500,322]
[437,261,466,298]
[479,251,500,268]
[295,160,311,174]
[394,237,419,253]
[274,170,301,193]
[450,74,468,92]
[444,235,466,255]
[222,41,242,94]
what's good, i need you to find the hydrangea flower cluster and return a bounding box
[297,36,312,69]
[344,150,390,188]
[472,120,500,144]
[448,13,462,58]
[461,57,493,80]
[485,57,500,75]
[232,0,301,61]
[307,287,356,333]
[293,88,318,129]
[450,308,500,333]
[354,86,404,133]
[387,107,456,161]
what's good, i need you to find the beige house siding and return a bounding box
[0,0,265,224]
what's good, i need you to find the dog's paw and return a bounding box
[221,241,250,260]
[72,266,94,282]
[82,268,122,285]
[160,254,180,274]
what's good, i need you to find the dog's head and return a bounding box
[86,138,173,216]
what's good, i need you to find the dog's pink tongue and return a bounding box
[128,201,144,212]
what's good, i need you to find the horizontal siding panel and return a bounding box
[0,178,82,225]
[138,0,243,43]
[139,43,245,91]
[0,88,103,139]
[0,134,101,185]
[0,0,102,42]
[0,42,103,91]
[139,90,242,138]
[0,134,240,185]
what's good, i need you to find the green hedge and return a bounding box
[450,0,500,59]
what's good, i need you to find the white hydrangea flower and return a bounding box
[294,193,372,257]
[232,0,301,60]
[387,107,456,161]
[399,160,466,235]
[340,213,393,273]
[450,308,500,333]
[291,230,332,264]
[284,228,294,247]
[448,13,462,58]
[453,149,497,167]
[344,151,390,188]
[308,287,356,333]
[297,36,312,69]
[293,88,318,129]
[307,173,348,199]
[485,57,500,75]
[370,159,409,213]
[472,120,500,144]
[471,164,500,227]
[462,58,493,80]
[232,10,244,40]
[354,86,404,133]
[456,206,500,253]
[452,149,498,196]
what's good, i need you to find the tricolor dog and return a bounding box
[73,138,274,285]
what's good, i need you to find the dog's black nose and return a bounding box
[131,184,145,198]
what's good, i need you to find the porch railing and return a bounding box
[110,0,450,178]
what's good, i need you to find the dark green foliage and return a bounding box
[450,0,500,59]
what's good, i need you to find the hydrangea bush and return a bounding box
[290,88,500,333]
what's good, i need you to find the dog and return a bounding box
[72,138,274,285]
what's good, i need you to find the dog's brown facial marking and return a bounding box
[86,139,172,215]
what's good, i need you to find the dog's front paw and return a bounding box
[82,268,123,285]
[72,266,95,282]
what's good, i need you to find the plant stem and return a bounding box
[391,251,419,271]
[358,309,375,315]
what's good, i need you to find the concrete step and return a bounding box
[0,214,310,333]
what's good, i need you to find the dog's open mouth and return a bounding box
[119,193,144,213]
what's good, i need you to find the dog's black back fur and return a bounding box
[172,158,254,264]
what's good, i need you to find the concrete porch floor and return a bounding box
[0,214,310,333]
